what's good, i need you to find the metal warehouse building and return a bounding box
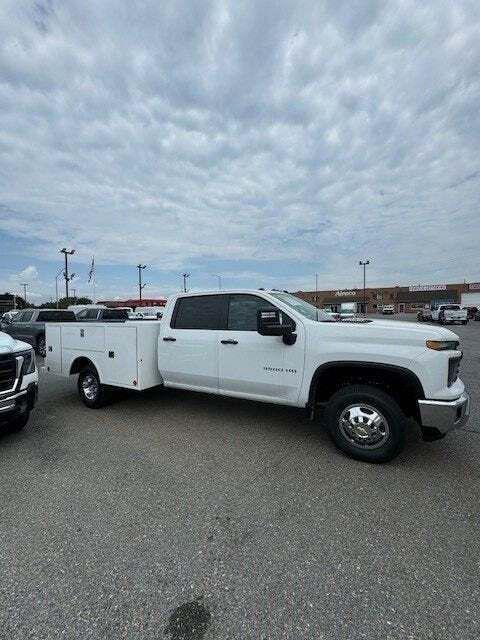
[295,282,480,314]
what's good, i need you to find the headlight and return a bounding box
[426,340,460,351]
[18,349,36,374]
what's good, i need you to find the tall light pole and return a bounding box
[137,264,147,300]
[217,275,222,290]
[60,248,75,300]
[182,273,190,293]
[55,269,63,309]
[21,283,28,306]
[359,260,370,315]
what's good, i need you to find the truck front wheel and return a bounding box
[324,385,406,463]
[78,366,110,409]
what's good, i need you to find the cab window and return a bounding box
[227,294,294,331]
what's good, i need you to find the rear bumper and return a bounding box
[0,382,38,423]
[418,392,470,436]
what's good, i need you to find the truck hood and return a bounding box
[0,331,30,355]
[314,318,460,346]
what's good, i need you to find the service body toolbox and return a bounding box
[46,321,163,390]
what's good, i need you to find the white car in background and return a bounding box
[431,304,468,325]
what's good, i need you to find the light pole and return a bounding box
[137,264,147,300]
[55,270,63,309]
[359,260,370,315]
[60,248,75,300]
[21,283,28,307]
[217,275,222,290]
[182,273,190,293]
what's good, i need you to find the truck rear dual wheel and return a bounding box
[78,366,111,409]
[325,385,406,463]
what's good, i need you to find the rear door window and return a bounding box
[172,295,227,329]
[37,311,76,322]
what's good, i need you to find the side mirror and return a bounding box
[257,309,296,345]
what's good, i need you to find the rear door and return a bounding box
[159,295,227,393]
[218,294,305,403]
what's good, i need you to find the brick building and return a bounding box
[295,282,480,314]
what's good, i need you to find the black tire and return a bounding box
[36,335,46,358]
[1,411,30,435]
[78,366,110,409]
[324,384,407,463]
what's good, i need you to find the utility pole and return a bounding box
[21,283,28,307]
[182,273,190,293]
[60,248,75,300]
[72,288,76,299]
[137,264,146,300]
[359,260,370,315]
[55,270,63,309]
[217,275,222,290]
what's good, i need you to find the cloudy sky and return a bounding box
[1,0,479,302]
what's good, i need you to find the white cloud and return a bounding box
[0,0,479,291]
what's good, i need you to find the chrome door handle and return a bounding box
[221,339,238,345]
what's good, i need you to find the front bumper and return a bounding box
[418,392,470,437]
[0,382,38,424]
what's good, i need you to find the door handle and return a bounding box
[221,339,238,345]
[163,336,176,342]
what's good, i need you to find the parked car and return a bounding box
[46,289,470,464]
[0,308,76,356]
[75,308,130,322]
[431,304,468,325]
[417,307,433,322]
[0,331,38,435]
[463,306,478,319]
[134,306,164,319]
[1,310,20,323]
[381,305,395,315]
[68,304,107,315]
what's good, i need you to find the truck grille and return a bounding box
[0,354,17,392]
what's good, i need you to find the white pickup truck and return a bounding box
[45,290,470,463]
[431,304,468,325]
[0,331,38,434]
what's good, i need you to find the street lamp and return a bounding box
[21,283,28,307]
[137,264,147,300]
[55,269,63,309]
[182,273,190,293]
[216,275,222,290]
[60,248,75,299]
[359,260,370,315]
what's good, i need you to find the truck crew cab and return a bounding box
[0,331,38,435]
[45,290,470,463]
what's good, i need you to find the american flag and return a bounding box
[88,256,95,283]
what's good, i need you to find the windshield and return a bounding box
[270,292,331,321]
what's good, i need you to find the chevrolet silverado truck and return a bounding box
[45,290,470,463]
[431,304,468,325]
[0,331,38,435]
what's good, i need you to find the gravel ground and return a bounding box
[0,317,479,639]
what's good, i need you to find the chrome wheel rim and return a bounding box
[82,374,98,400]
[339,403,390,450]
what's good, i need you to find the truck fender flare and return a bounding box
[307,361,425,408]
[69,356,103,382]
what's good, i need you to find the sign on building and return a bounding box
[334,290,356,297]
[409,284,447,292]
[469,283,480,290]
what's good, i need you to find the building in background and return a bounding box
[295,282,480,314]
[97,297,167,310]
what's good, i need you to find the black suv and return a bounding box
[0,309,76,356]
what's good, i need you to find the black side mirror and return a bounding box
[257,309,296,345]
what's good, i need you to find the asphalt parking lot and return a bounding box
[1,317,479,639]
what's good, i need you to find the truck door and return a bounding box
[218,294,305,403]
[158,295,226,393]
